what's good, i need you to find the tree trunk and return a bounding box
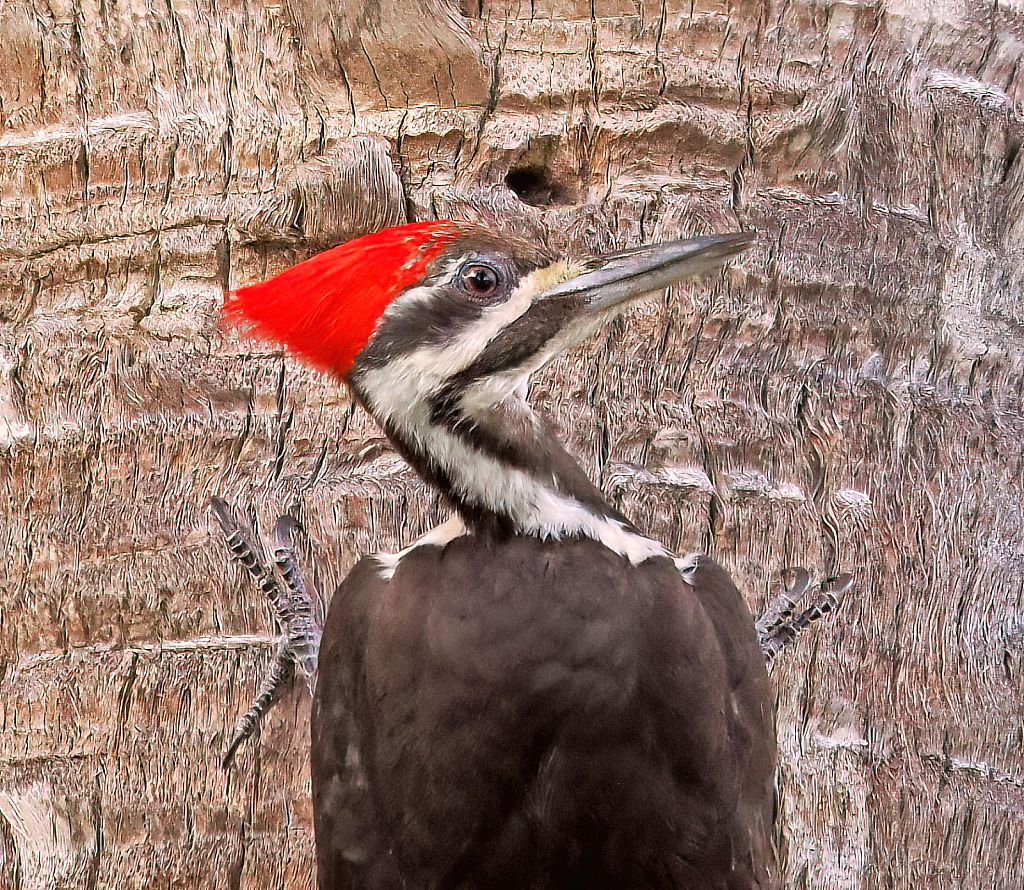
[2,0,1023,887]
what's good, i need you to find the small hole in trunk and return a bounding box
[505,167,572,207]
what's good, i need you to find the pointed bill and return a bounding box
[543,232,755,313]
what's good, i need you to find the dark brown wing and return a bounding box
[312,537,777,890]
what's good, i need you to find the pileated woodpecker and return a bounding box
[225,221,777,890]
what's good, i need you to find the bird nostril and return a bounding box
[504,167,571,207]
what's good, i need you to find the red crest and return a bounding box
[224,221,462,377]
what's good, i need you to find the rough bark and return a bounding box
[1,0,1023,888]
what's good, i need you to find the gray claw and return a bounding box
[757,569,851,664]
[273,515,320,689]
[221,639,295,768]
[755,568,812,648]
[212,497,322,767]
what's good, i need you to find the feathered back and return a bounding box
[224,221,462,377]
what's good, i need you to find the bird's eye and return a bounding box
[460,263,500,297]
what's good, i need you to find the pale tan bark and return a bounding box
[2,0,1023,887]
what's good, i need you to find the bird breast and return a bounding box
[311,534,777,889]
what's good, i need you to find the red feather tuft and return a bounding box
[224,221,463,378]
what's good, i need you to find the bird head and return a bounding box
[225,221,752,425]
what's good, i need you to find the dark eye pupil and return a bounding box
[463,265,498,295]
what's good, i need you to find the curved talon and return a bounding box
[755,568,812,650]
[222,639,296,768]
[757,568,852,664]
[212,497,321,767]
[783,567,813,598]
[273,516,321,688]
[211,496,279,604]
[792,572,852,631]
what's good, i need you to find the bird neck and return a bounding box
[354,381,668,563]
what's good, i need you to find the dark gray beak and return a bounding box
[543,232,755,313]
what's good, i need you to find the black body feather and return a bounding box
[312,538,777,890]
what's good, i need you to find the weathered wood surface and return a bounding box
[1,0,1023,887]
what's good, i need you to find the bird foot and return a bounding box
[756,568,853,665]
[211,497,322,767]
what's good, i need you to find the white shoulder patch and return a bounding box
[374,515,467,580]
[576,514,669,565]
[529,486,669,565]
[674,553,702,584]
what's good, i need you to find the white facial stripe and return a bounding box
[456,310,609,418]
[360,265,564,423]
[358,257,668,566]
[376,412,668,566]
[371,260,598,420]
